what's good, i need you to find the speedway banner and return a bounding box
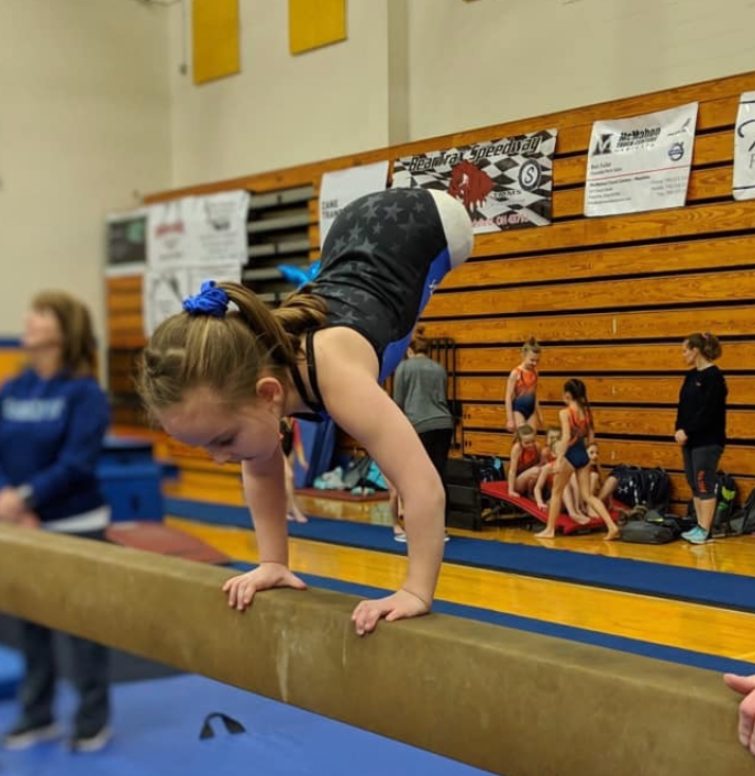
[733,91,755,201]
[392,129,557,233]
[584,102,698,217]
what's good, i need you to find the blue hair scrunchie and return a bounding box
[277,260,321,289]
[182,280,230,318]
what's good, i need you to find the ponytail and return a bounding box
[564,378,593,429]
[522,336,541,355]
[137,280,327,416]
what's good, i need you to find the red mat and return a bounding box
[481,481,609,535]
[106,522,230,564]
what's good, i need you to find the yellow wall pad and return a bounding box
[0,526,749,776]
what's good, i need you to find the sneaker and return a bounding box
[69,725,112,753]
[681,525,710,545]
[443,533,451,543]
[2,721,61,750]
[393,531,407,543]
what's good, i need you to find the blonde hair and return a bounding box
[515,424,536,441]
[31,291,97,377]
[137,281,327,415]
[522,337,541,355]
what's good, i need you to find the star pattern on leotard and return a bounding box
[382,201,401,221]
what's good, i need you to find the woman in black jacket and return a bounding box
[674,332,727,544]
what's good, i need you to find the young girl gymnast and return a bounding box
[505,338,543,432]
[533,427,589,523]
[507,424,542,499]
[137,188,474,636]
[534,379,619,541]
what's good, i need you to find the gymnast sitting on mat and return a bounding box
[507,424,541,499]
[137,188,474,636]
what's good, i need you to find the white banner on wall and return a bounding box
[319,161,389,249]
[392,130,557,233]
[734,91,755,201]
[190,190,251,265]
[146,198,193,268]
[142,262,241,337]
[584,102,698,217]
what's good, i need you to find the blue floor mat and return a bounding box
[0,674,492,776]
[0,645,22,700]
[166,497,755,614]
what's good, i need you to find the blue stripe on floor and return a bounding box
[166,496,755,614]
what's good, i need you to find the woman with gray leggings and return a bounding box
[674,332,727,544]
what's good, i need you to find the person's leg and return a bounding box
[419,428,452,533]
[562,483,589,524]
[681,445,701,520]
[512,411,527,429]
[16,621,56,729]
[284,455,307,523]
[515,467,540,496]
[692,445,723,533]
[65,529,111,748]
[535,461,574,539]
[599,475,618,506]
[68,634,110,742]
[387,479,405,540]
[576,467,619,540]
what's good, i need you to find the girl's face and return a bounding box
[587,444,599,463]
[520,434,537,449]
[546,431,560,448]
[157,385,282,466]
[22,307,62,352]
[562,390,574,406]
[523,351,540,369]
[681,341,698,367]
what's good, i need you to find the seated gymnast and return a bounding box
[507,424,541,499]
[137,188,474,636]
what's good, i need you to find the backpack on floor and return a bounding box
[724,487,755,536]
[619,508,681,544]
[612,466,670,511]
[711,471,738,536]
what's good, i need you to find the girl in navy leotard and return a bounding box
[138,188,474,636]
[505,338,543,432]
[535,379,619,541]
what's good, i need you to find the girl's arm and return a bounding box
[556,409,571,458]
[222,450,307,611]
[508,443,521,497]
[505,370,517,431]
[316,330,444,635]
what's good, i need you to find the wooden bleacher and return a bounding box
[107,70,755,514]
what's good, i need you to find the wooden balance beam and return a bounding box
[0,525,749,775]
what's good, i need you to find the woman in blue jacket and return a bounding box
[0,291,111,753]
